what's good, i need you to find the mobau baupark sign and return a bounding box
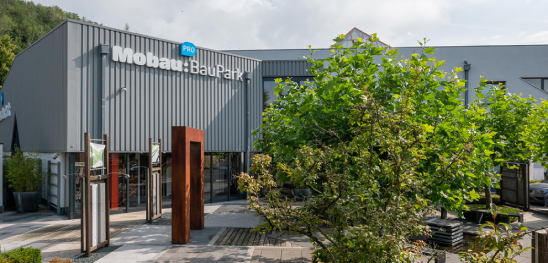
[112,46,244,81]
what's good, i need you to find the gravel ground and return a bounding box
[73,245,121,263]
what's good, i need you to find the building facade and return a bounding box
[1,21,547,215]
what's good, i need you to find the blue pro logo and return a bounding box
[180,42,196,57]
[1,92,3,105]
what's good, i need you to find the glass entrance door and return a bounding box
[212,153,229,202]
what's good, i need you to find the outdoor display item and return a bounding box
[147,138,162,223]
[81,133,110,257]
[171,126,204,244]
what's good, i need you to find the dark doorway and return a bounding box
[501,162,530,210]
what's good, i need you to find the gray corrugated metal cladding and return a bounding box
[0,22,69,153]
[0,19,263,153]
[262,60,313,77]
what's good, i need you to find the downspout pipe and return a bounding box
[100,44,109,136]
[243,72,253,175]
[463,61,471,107]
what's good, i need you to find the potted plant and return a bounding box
[292,183,311,199]
[5,148,43,212]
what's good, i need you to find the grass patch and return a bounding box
[530,180,544,183]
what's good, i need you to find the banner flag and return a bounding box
[90,143,105,168]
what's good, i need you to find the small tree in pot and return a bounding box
[6,148,43,212]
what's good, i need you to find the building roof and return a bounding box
[334,27,389,48]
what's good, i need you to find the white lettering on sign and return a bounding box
[111,46,244,82]
[0,102,11,122]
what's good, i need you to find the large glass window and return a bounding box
[204,153,212,203]
[229,153,245,200]
[212,153,229,202]
[263,77,312,110]
[162,153,172,198]
[476,81,505,103]
[128,153,148,211]
[109,153,128,212]
[522,78,548,91]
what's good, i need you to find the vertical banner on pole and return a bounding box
[147,138,162,223]
[81,133,110,257]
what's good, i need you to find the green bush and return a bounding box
[1,246,42,263]
[5,148,42,192]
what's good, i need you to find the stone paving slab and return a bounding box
[95,244,168,263]
[150,245,254,263]
[41,242,81,262]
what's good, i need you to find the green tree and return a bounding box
[241,35,496,262]
[254,36,492,213]
[471,83,548,206]
[0,0,99,55]
[0,34,15,89]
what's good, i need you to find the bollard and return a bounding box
[441,207,447,219]
[533,229,548,263]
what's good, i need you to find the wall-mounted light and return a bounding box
[120,87,127,92]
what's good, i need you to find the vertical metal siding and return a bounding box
[262,60,312,77]
[66,21,262,153]
[0,23,69,152]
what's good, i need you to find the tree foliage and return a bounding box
[5,147,42,192]
[241,35,500,262]
[0,0,99,87]
[254,35,494,214]
[0,34,15,89]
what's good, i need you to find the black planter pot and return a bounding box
[13,192,41,213]
[293,188,311,199]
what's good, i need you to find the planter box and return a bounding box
[463,209,519,224]
[13,192,40,213]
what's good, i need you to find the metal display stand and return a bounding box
[81,133,110,257]
[147,138,163,223]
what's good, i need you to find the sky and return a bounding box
[32,0,548,50]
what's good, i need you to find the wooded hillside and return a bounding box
[0,0,97,54]
[0,0,97,87]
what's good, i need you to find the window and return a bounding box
[477,81,505,103]
[521,78,548,91]
[263,77,311,110]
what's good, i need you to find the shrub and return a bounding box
[1,246,42,263]
[5,148,42,192]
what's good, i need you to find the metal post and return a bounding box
[100,45,109,136]
[126,153,130,213]
[69,153,75,219]
[104,134,110,246]
[463,62,471,107]
[228,154,231,201]
[57,161,61,215]
[243,73,252,178]
[47,161,51,209]
[83,132,90,256]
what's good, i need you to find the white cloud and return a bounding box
[522,31,548,44]
[30,0,548,49]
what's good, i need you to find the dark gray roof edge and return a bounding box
[63,19,261,62]
[17,19,262,62]
[224,43,548,52]
[261,59,310,62]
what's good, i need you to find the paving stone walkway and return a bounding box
[1,200,546,262]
